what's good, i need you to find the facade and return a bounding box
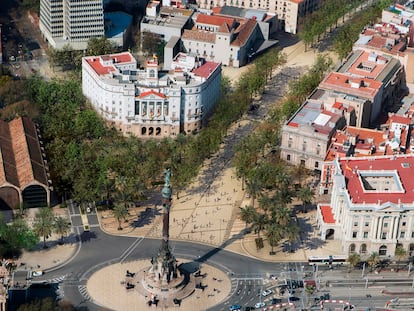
[280,100,347,171]
[40,0,104,50]
[0,117,51,210]
[317,154,414,257]
[82,52,221,138]
[197,0,320,34]
[180,13,264,67]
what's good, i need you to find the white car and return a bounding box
[254,302,266,308]
[32,270,43,277]
[262,289,273,297]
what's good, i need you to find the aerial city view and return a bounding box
[1,0,414,310]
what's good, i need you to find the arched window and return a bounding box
[149,69,155,78]
[379,245,387,256]
[360,244,367,254]
[349,243,356,254]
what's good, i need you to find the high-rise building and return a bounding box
[39,0,104,50]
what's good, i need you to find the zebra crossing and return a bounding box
[48,275,66,283]
[78,285,92,301]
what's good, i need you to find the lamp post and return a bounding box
[362,262,366,277]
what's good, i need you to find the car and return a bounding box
[245,307,255,311]
[261,289,273,297]
[254,302,266,309]
[229,304,242,311]
[271,298,282,305]
[32,270,43,277]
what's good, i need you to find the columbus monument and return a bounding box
[138,168,195,306]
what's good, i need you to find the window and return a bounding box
[363,232,368,238]
[402,222,406,226]
[315,161,319,168]
[353,222,358,227]
[364,222,369,227]
[287,154,291,161]
[301,160,305,166]
[400,232,405,238]
[412,232,414,238]
[352,232,357,238]
[383,223,388,228]
[381,232,387,239]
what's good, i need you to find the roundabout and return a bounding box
[86,259,231,311]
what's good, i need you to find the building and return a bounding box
[40,0,105,50]
[82,52,221,138]
[141,4,194,44]
[197,0,320,34]
[317,154,414,257]
[0,117,51,210]
[319,114,414,194]
[180,13,264,67]
[280,100,347,171]
[319,50,405,127]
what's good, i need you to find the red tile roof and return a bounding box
[320,72,382,99]
[320,205,335,224]
[0,117,48,188]
[196,14,235,29]
[192,61,220,79]
[85,52,134,76]
[231,18,257,47]
[138,90,166,99]
[339,155,414,204]
[181,29,216,43]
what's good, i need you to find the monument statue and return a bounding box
[150,168,177,283]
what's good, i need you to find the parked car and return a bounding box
[229,304,242,311]
[254,302,266,309]
[271,298,282,305]
[261,289,273,297]
[32,270,43,277]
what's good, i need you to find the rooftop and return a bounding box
[192,61,221,79]
[319,72,382,100]
[339,154,414,205]
[84,52,135,76]
[286,100,344,135]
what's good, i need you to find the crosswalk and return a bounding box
[78,285,92,301]
[48,275,66,283]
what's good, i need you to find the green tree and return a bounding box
[265,223,283,254]
[395,245,407,271]
[87,37,116,56]
[112,203,129,230]
[367,251,380,272]
[33,208,55,249]
[54,216,71,245]
[252,212,268,241]
[239,205,256,227]
[284,223,301,253]
[347,252,361,271]
[296,186,314,213]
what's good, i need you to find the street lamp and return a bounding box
[362,262,366,277]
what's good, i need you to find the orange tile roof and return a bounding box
[320,205,335,224]
[181,29,216,43]
[196,14,235,28]
[345,50,389,80]
[320,72,382,99]
[0,117,48,188]
[231,18,257,47]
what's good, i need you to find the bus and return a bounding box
[308,255,348,266]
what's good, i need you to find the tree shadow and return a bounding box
[130,207,161,228]
[79,231,97,243]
